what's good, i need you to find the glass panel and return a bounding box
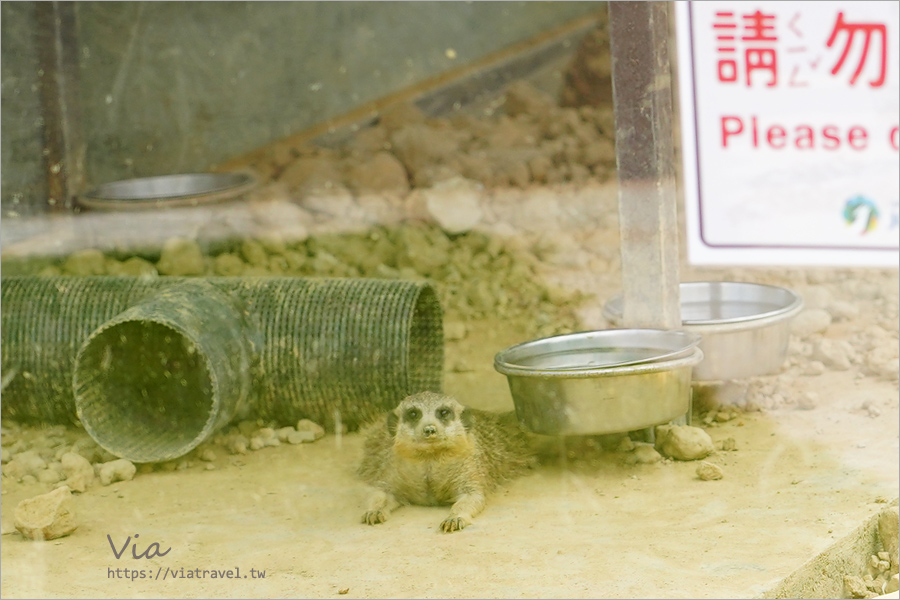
[1,2,896,598]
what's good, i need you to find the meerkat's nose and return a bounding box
[422,424,437,437]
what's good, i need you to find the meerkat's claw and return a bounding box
[363,511,388,525]
[440,516,470,532]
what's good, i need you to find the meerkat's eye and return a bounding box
[436,407,453,421]
[404,407,421,422]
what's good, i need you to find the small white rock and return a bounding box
[3,450,47,481]
[696,461,724,481]
[225,435,249,455]
[812,338,851,371]
[97,459,136,486]
[422,177,484,234]
[624,445,662,465]
[801,361,826,376]
[796,391,819,410]
[36,469,62,485]
[287,430,317,444]
[886,573,899,594]
[616,437,635,453]
[275,427,296,443]
[791,309,832,339]
[655,425,715,461]
[251,428,281,448]
[828,300,860,321]
[295,419,325,441]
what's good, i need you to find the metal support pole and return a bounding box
[35,1,84,212]
[608,2,686,434]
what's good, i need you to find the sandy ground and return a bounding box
[1,24,897,594]
[1,180,898,598]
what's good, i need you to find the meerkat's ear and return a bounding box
[460,407,473,431]
[386,410,399,436]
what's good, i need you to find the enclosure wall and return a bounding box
[1,0,603,216]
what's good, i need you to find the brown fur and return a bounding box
[357,391,534,532]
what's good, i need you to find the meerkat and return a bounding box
[357,391,535,532]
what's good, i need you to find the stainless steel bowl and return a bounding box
[79,172,257,210]
[602,282,804,381]
[494,330,704,435]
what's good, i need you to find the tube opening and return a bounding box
[74,319,216,463]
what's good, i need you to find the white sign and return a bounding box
[675,1,899,267]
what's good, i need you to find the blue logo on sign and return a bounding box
[843,196,879,235]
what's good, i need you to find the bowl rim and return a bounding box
[493,329,703,377]
[78,172,257,211]
[602,281,804,326]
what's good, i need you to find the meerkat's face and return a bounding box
[388,392,473,454]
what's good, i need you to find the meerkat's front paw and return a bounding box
[440,515,471,532]
[363,510,390,525]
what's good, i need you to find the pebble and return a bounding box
[843,574,870,599]
[213,253,246,276]
[716,438,737,452]
[3,450,47,481]
[250,428,280,450]
[107,256,158,278]
[801,361,826,376]
[714,410,736,423]
[812,338,852,371]
[14,486,77,540]
[156,238,206,276]
[345,151,410,194]
[796,391,819,411]
[279,156,344,194]
[791,309,832,338]
[696,461,724,481]
[287,430,317,444]
[71,438,105,463]
[863,401,882,418]
[295,420,325,441]
[421,177,484,234]
[624,445,662,465]
[886,574,900,594]
[225,434,249,455]
[866,346,900,380]
[37,469,62,485]
[198,448,217,462]
[275,427,296,443]
[829,300,860,321]
[62,249,106,276]
[655,425,715,461]
[240,240,269,266]
[97,459,136,486]
[616,437,635,453]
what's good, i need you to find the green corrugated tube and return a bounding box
[1,276,444,462]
